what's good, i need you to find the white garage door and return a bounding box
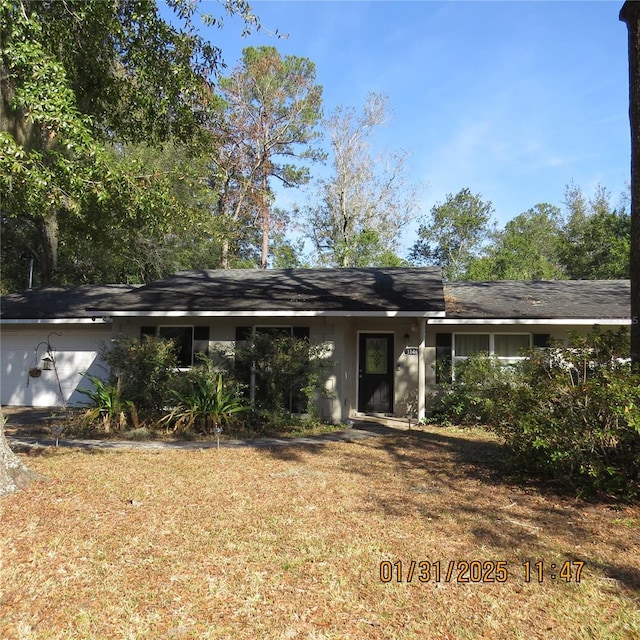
[0,325,111,407]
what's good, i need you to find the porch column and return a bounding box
[417,318,426,421]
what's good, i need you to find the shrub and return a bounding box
[77,373,138,434]
[161,366,248,435]
[431,353,516,426]
[230,332,331,415]
[101,335,178,419]
[432,328,640,497]
[492,329,640,497]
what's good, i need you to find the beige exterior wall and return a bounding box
[110,316,433,423]
[107,318,630,423]
[5,317,628,412]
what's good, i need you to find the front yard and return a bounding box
[1,424,638,639]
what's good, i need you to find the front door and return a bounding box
[358,333,394,414]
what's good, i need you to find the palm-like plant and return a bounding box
[78,374,137,433]
[161,373,247,434]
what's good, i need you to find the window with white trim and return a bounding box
[452,333,531,379]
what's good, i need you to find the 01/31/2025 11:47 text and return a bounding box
[379,560,585,583]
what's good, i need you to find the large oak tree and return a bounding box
[0,0,258,286]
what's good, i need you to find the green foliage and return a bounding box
[54,144,223,285]
[77,373,137,434]
[559,185,630,279]
[0,0,260,288]
[269,230,309,268]
[101,336,178,418]
[409,184,629,282]
[431,354,516,427]
[465,204,566,280]
[434,329,640,497]
[410,188,496,280]
[231,332,330,415]
[161,370,248,435]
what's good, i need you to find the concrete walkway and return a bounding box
[3,408,414,451]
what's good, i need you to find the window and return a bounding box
[158,327,193,368]
[365,337,388,374]
[494,334,530,359]
[140,326,209,368]
[235,326,310,341]
[455,334,489,357]
[234,325,311,412]
[435,333,452,384]
[452,333,531,379]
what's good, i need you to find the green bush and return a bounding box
[161,366,248,435]
[492,329,640,497]
[81,334,332,437]
[101,335,178,419]
[433,328,640,497]
[77,373,137,433]
[231,332,330,415]
[431,353,516,426]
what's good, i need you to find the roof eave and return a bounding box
[1,317,111,325]
[90,309,446,319]
[429,317,631,325]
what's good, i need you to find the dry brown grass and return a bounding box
[1,424,639,639]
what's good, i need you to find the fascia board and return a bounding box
[1,318,110,325]
[428,318,631,326]
[89,310,447,319]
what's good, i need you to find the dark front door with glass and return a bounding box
[358,333,394,414]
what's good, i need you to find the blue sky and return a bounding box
[188,0,631,254]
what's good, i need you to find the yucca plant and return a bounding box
[78,373,137,433]
[161,372,248,434]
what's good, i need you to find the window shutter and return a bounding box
[435,333,452,384]
[532,333,551,348]
[292,327,310,341]
[194,326,210,356]
[235,326,252,342]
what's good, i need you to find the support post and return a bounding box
[418,318,426,422]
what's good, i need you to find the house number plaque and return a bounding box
[404,347,419,356]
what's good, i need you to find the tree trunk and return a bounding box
[35,210,60,285]
[260,172,269,269]
[620,1,640,369]
[0,413,47,497]
[220,238,230,269]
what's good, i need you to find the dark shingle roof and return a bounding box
[87,268,445,315]
[1,285,137,320]
[2,276,629,321]
[444,280,631,319]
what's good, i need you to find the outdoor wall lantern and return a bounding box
[27,333,65,409]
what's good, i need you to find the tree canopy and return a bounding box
[410,185,630,282]
[0,0,258,289]
[213,45,323,269]
[410,188,496,280]
[303,93,418,268]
